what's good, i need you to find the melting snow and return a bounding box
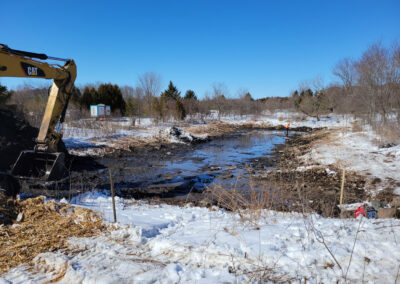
[2,191,400,283]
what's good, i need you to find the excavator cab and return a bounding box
[0,43,77,183]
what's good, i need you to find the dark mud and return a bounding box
[0,108,37,171]
[16,125,371,218]
[0,107,370,217]
[254,130,367,217]
[19,128,299,202]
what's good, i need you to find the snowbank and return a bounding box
[3,191,400,283]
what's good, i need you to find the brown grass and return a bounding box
[185,121,274,137]
[372,123,400,145]
[0,196,105,273]
[206,167,296,225]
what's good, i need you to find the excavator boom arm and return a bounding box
[0,44,76,150]
[0,44,77,181]
[0,45,70,80]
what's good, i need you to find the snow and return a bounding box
[220,111,355,129]
[60,113,355,157]
[2,190,400,283]
[2,112,398,282]
[301,127,400,194]
[62,120,206,156]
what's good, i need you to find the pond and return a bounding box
[102,129,290,197]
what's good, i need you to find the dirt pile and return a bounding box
[0,108,38,171]
[0,196,105,273]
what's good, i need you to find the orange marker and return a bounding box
[285,122,290,140]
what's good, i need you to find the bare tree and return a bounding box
[9,84,51,127]
[121,85,134,99]
[333,58,358,91]
[138,72,162,116]
[236,88,254,116]
[133,86,144,123]
[332,58,360,115]
[212,82,229,120]
[394,42,400,66]
[356,42,397,124]
[390,42,400,122]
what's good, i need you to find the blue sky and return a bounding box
[2,0,399,98]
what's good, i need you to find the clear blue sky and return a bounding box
[2,0,399,98]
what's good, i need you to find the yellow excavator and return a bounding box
[0,43,77,190]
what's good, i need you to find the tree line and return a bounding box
[0,74,270,127]
[292,41,400,126]
[3,40,397,129]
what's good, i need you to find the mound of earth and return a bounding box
[0,108,38,171]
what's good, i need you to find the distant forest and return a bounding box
[1,41,399,132]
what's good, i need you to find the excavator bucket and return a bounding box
[11,151,66,181]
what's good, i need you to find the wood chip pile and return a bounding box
[0,195,105,273]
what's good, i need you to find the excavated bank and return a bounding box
[254,129,367,217]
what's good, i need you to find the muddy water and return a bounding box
[98,130,289,198]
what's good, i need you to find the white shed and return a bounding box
[90,104,111,118]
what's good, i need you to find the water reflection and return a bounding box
[118,130,286,192]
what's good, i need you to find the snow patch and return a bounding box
[3,191,400,283]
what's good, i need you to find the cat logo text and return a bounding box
[27,66,38,76]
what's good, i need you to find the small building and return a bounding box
[209,109,219,119]
[90,104,111,118]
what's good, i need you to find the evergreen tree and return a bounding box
[160,81,181,100]
[80,86,97,109]
[69,86,81,104]
[176,99,186,120]
[97,83,126,115]
[184,89,197,100]
[159,81,186,120]
[243,92,253,101]
[80,84,126,115]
